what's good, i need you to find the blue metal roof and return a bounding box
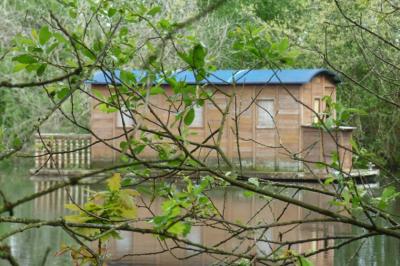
[91,70,148,84]
[88,68,340,85]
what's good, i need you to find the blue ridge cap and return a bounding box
[88,68,340,85]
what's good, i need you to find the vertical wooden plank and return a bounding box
[80,185,85,205]
[80,139,85,168]
[46,140,51,169]
[35,138,40,168]
[65,138,69,169]
[74,185,79,204]
[69,139,74,167]
[75,138,79,167]
[34,181,39,211]
[87,138,91,168]
[61,138,65,169]
[51,138,55,169]
[57,138,60,168]
[64,186,69,204]
[44,181,50,218]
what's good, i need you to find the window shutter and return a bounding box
[190,105,204,128]
[257,100,274,128]
[117,107,135,128]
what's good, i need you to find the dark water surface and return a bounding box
[0,161,399,266]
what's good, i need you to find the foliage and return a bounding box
[61,173,139,264]
[150,176,216,237]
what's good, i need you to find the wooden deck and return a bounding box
[30,167,379,183]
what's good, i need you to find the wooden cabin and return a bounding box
[88,69,353,173]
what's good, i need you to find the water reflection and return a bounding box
[0,164,399,266]
[32,178,89,219]
[29,179,339,265]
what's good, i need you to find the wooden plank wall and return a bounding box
[90,74,351,171]
[301,126,353,173]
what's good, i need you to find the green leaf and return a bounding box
[92,89,105,101]
[382,186,397,199]
[123,189,140,197]
[98,103,118,113]
[119,191,135,209]
[108,8,117,17]
[147,6,161,16]
[13,63,28,72]
[167,221,191,236]
[57,87,70,99]
[184,108,195,126]
[297,256,314,266]
[65,203,81,211]
[31,29,38,40]
[324,176,335,185]
[349,137,360,154]
[64,215,92,223]
[107,173,121,192]
[39,26,52,45]
[47,42,59,54]
[150,86,164,95]
[121,178,134,187]
[36,64,47,76]
[69,9,77,19]
[192,43,207,67]
[54,33,67,44]
[12,54,37,64]
[158,19,171,30]
[79,45,96,60]
[243,190,254,198]
[119,27,128,36]
[133,144,146,154]
[120,70,136,84]
[12,137,22,148]
[278,38,289,52]
[120,207,137,219]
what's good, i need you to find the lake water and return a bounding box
[0,160,399,266]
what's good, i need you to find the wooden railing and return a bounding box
[34,133,91,169]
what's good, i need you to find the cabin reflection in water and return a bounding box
[32,179,347,265]
[32,178,89,219]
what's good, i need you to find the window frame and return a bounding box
[256,99,275,129]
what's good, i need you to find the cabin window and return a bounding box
[313,98,321,123]
[116,107,135,128]
[190,105,204,128]
[257,100,274,128]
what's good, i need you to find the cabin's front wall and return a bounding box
[91,84,303,170]
[90,74,353,172]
